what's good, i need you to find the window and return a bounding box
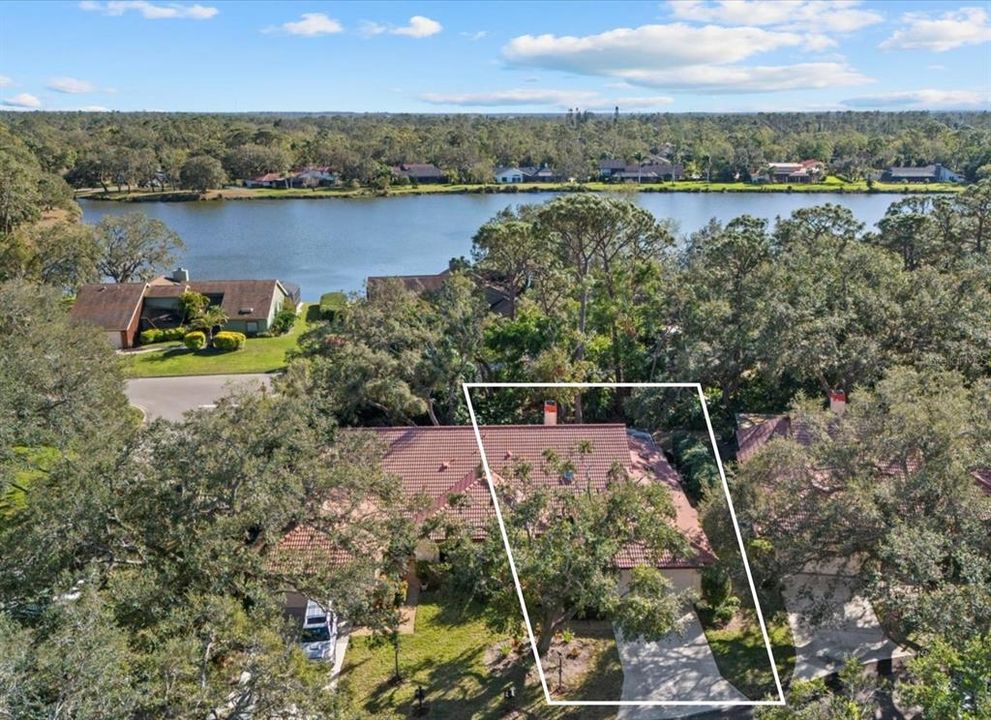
[246,321,258,333]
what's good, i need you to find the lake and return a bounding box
[80,192,906,298]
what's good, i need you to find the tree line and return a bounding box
[2,109,990,191]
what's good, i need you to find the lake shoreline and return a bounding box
[76,180,961,203]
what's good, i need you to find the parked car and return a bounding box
[299,600,337,662]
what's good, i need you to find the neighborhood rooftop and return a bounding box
[278,424,715,571]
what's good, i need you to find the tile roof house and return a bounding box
[599,158,684,182]
[761,160,825,184]
[70,269,293,348]
[277,424,716,594]
[244,172,290,189]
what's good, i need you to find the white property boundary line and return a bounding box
[461,382,787,709]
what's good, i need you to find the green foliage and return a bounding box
[212,330,246,351]
[177,289,208,322]
[179,154,226,192]
[182,330,206,350]
[318,290,347,320]
[899,633,991,719]
[671,433,722,502]
[95,212,184,283]
[270,299,297,335]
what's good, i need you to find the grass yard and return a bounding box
[702,610,795,700]
[79,176,965,204]
[338,592,624,719]
[124,303,315,378]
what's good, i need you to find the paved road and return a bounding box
[126,374,274,422]
[616,611,749,719]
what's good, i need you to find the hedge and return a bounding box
[139,326,187,345]
[319,291,347,320]
[212,331,246,351]
[183,331,206,350]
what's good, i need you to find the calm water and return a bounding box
[80,192,906,298]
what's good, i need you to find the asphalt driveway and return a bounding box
[126,374,274,421]
[616,611,749,719]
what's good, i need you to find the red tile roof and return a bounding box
[364,424,713,569]
[70,283,147,331]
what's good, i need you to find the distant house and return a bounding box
[244,172,290,189]
[598,159,628,179]
[600,158,683,182]
[882,164,962,183]
[70,268,295,348]
[392,163,447,184]
[289,166,338,188]
[276,423,716,595]
[366,268,513,316]
[520,164,561,182]
[761,160,825,184]
[494,167,525,184]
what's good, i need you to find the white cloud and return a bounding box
[503,23,811,72]
[0,75,11,87]
[363,15,442,38]
[420,89,601,107]
[502,23,871,94]
[47,76,97,94]
[79,1,218,20]
[74,105,113,112]
[420,88,676,110]
[880,7,991,52]
[269,12,343,36]
[617,62,871,93]
[842,89,989,110]
[669,0,883,33]
[460,30,488,41]
[2,93,41,109]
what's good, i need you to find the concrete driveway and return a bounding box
[126,374,274,422]
[616,611,749,719]
[784,572,913,681]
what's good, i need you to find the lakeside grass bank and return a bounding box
[78,176,964,203]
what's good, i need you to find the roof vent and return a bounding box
[504,451,513,460]
[439,461,451,471]
[238,307,254,315]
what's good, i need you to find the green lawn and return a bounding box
[124,304,315,378]
[702,610,795,700]
[81,176,965,204]
[339,592,623,719]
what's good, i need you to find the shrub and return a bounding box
[319,291,347,320]
[183,331,206,350]
[160,326,187,341]
[270,300,297,335]
[212,331,246,351]
[671,433,721,502]
[139,328,162,345]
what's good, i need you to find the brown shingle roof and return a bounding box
[144,279,284,321]
[70,283,147,331]
[366,270,450,298]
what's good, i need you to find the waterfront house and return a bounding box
[289,166,338,188]
[366,269,512,316]
[494,167,525,183]
[392,163,447,184]
[244,172,290,189]
[760,160,825,184]
[520,165,561,182]
[882,164,962,183]
[70,268,295,348]
[599,158,683,182]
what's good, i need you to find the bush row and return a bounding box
[139,326,187,345]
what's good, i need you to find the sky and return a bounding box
[0,0,989,113]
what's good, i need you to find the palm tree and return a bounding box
[189,305,229,347]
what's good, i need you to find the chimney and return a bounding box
[172,267,189,283]
[829,390,847,414]
[543,400,558,426]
